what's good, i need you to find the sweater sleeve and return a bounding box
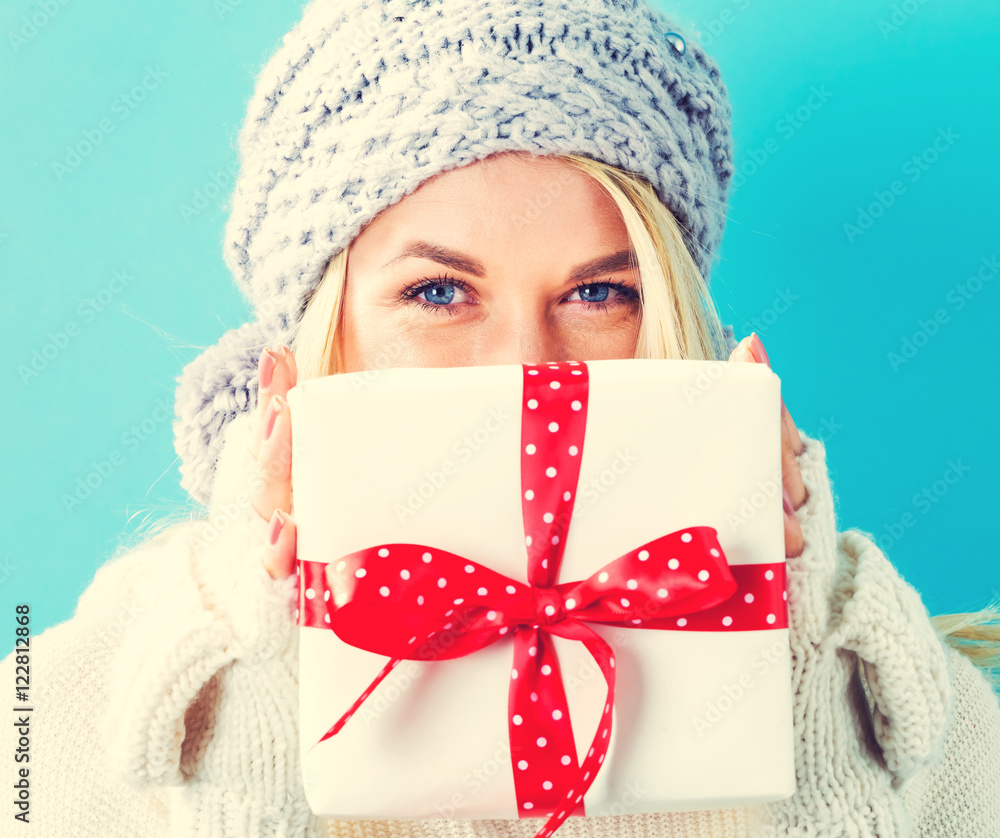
[898,646,1000,837]
[751,431,962,838]
[99,413,324,837]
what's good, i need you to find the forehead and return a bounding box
[352,152,629,259]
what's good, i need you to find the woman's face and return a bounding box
[337,152,642,372]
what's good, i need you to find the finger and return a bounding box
[249,345,298,460]
[782,495,805,558]
[271,344,298,395]
[282,342,299,384]
[262,509,298,580]
[252,394,293,521]
[780,409,808,509]
[781,399,804,457]
[249,347,277,460]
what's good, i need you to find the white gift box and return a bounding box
[287,358,795,826]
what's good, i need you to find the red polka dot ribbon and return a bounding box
[296,361,788,838]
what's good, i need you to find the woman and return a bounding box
[4,0,999,835]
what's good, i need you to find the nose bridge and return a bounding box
[486,300,561,366]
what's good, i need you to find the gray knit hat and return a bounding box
[173,0,739,509]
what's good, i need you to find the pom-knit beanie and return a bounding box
[173,0,739,509]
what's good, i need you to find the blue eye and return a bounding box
[575,284,611,303]
[401,275,473,315]
[421,284,456,305]
[568,280,640,310]
[400,274,640,315]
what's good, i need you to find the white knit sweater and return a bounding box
[3,415,998,837]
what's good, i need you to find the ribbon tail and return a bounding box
[509,628,582,820]
[527,621,617,838]
[308,656,403,754]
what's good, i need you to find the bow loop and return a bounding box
[562,527,739,627]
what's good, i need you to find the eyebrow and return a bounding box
[379,241,639,282]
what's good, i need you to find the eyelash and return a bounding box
[400,274,640,316]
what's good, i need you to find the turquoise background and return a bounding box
[2,0,997,640]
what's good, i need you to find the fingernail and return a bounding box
[259,348,277,390]
[782,486,794,516]
[264,395,283,440]
[269,509,285,545]
[746,333,785,414]
[748,332,771,368]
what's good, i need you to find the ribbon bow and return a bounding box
[297,361,787,838]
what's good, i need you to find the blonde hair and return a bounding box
[290,152,731,378]
[930,603,1000,689]
[289,151,1000,690]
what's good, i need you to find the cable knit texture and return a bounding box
[171,0,739,510]
[2,417,998,837]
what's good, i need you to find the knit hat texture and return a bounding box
[174,0,738,508]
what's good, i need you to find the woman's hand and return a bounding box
[247,344,299,579]
[729,333,807,558]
